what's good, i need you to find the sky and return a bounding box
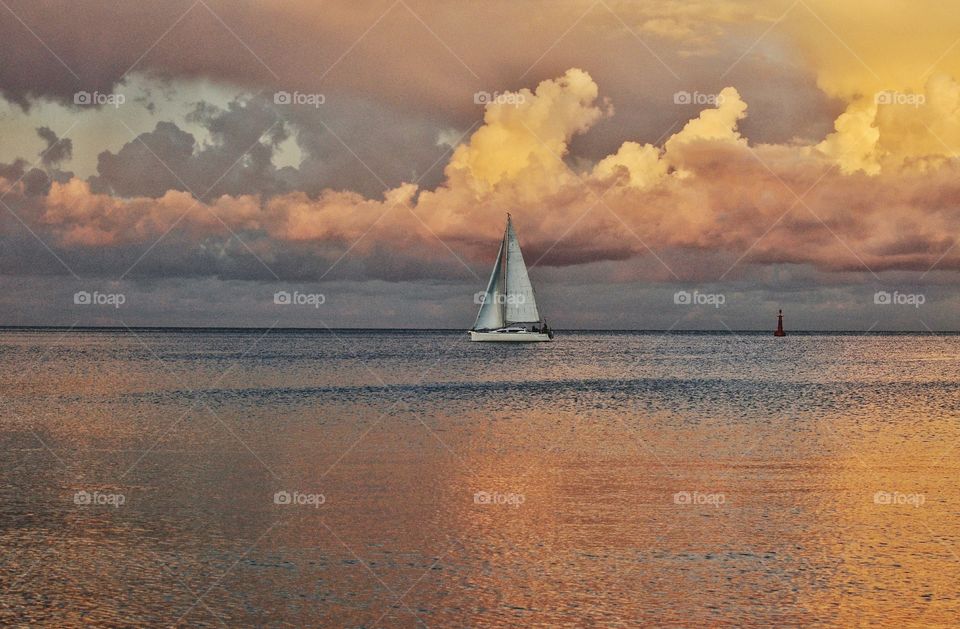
[1,0,960,330]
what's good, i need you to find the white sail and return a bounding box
[504,218,541,323]
[473,235,505,330]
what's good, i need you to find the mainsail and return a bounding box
[472,215,542,330]
[504,218,541,323]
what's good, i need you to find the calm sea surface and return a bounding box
[2,329,960,626]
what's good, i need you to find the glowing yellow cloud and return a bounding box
[445,68,607,198]
[593,142,668,188]
[779,0,960,173]
[593,86,748,187]
[665,87,747,151]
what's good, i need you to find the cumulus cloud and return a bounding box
[593,142,668,189]
[766,0,960,175]
[816,74,960,175]
[445,68,608,197]
[592,86,747,187]
[88,98,289,199]
[36,126,72,166]
[1,68,959,288]
[84,93,456,202]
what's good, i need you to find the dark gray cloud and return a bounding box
[88,94,453,201]
[36,126,72,166]
[89,97,289,199]
[277,96,453,196]
[90,121,196,198]
[0,156,63,197]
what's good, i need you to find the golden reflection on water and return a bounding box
[796,411,960,625]
[4,331,960,626]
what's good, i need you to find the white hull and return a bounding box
[469,330,552,342]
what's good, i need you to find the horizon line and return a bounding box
[0,325,955,334]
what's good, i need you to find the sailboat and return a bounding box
[470,214,553,342]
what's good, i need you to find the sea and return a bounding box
[2,328,960,626]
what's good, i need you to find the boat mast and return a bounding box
[500,213,510,326]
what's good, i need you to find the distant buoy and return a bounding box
[774,309,786,337]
